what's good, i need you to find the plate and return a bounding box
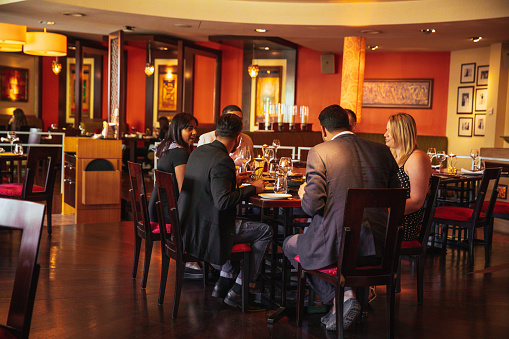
[258,193,292,200]
[0,148,4,153]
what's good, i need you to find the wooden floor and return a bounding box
[1,213,509,339]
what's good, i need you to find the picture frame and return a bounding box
[255,66,283,124]
[362,79,433,108]
[497,184,508,200]
[475,87,487,111]
[0,67,28,102]
[458,117,473,137]
[474,114,486,136]
[460,63,475,83]
[476,65,489,86]
[157,65,177,112]
[457,86,474,114]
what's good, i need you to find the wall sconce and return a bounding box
[24,28,67,56]
[248,44,259,78]
[52,57,62,75]
[145,41,155,76]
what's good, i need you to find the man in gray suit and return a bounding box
[283,104,400,331]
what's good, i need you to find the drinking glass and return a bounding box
[279,157,293,175]
[263,147,275,168]
[274,170,288,194]
[239,149,252,172]
[435,151,447,172]
[272,139,280,160]
[252,157,265,179]
[14,143,23,155]
[426,148,436,163]
[470,148,480,170]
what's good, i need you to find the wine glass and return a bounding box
[1,131,19,152]
[272,139,281,160]
[279,157,293,175]
[263,147,274,166]
[435,151,447,172]
[470,148,480,170]
[426,148,436,162]
[239,149,252,172]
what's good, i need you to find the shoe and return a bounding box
[183,267,203,280]
[224,289,242,309]
[324,298,360,331]
[212,281,231,299]
[321,307,334,325]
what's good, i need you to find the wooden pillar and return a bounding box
[340,36,366,122]
[108,30,126,139]
[74,40,83,127]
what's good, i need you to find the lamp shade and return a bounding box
[0,23,26,45]
[0,42,23,52]
[24,31,67,56]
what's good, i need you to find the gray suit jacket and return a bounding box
[297,133,400,270]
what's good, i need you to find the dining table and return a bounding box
[432,170,483,207]
[0,152,27,183]
[122,135,157,163]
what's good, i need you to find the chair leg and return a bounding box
[484,224,491,266]
[467,228,475,268]
[296,264,305,327]
[395,257,402,293]
[202,262,209,287]
[337,285,345,339]
[416,255,424,305]
[132,234,142,279]
[172,260,185,318]
[241,252,250,314]
[441,225,448,254]
[141,239,154,289]
[388,282,396,339]
[46,198,52,235]
[158,252,170,305]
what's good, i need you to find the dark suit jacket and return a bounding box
[297,133,400,270]
[179,140,256,265]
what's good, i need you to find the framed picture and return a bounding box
[458,117,473,137]
[474,114,486,136]
[158,65,177,112]
[0,67,28,102]
[255,66,283,124]
[477,65,489,86]
[460,63,475,83]
[497,184,507,200]
[362,79,433,108]
[68,63,92,119]
[475,88,487,111]
[457,86,474,114]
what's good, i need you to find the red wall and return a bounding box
[125,46,146,132]
[41,57,60,129]
[295,47,450,136]
[193,54,216,124]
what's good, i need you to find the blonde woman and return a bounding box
[384,113,431,240]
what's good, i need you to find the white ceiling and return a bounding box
[0,0,508,53]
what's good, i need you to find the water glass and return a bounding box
[470,148,480,170]
[274,171,288,194]
[279,157,293,175]
[14,143,23,155]
[252,157,265,179]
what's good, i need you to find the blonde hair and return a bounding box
[388,113,419,166]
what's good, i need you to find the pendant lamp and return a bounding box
[145,41,155,76]
[0,42,23,52]
[24,28,67,56]
[0,23,26,45]
[52,57,62,75]
[248,43,259,78]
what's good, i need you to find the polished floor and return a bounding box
[2,214,509,338]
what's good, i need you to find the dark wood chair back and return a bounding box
[127,161,151,237]
[471,167,501,227]
[0,198,46,339]
[415,175,441,252]
[22,146,60,200]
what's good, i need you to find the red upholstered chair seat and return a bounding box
[148,221,171,234]
[482,201,509,215]
[0,183,44,197]
[401,240,422,249]
[294,255,380,276]
[231,243,251,253]
[435,206,485,222]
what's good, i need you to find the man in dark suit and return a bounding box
[179,114,272,309]
[283,104,400,331]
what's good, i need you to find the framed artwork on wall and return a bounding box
[460,63,475,83]
[254,66,283,124]
[474,114,486,136]
[477,65,489,86]
[497,184,508,200]
[475,88,487,111]
[362,79,433,108]
[458,117,473,137]
[157,65,177,112]
[0,67,28,102]
[457,86,474,114]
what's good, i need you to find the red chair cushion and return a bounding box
[231,243,251,253]
[401,240,422,249]
[295,255,337,275]
[435,206,485,222]
[149,221,171,234]
[0,183,44,197]
[482,201,509,215]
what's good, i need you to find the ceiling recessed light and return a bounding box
[367,45,379,51]
[255,28,267,33]
[123,25,135,32]
[420,29,436,34]
[471,36,483,42]
[174,24,192,28]
[360,30,382,35]
[39,21,55,25]
[62,12,85,17]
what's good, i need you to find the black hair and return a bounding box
[318,104,350,132]
[156,112,198,157]
[158,116,169,123]
[221,105,242,116]
[11,108,27,131]
[215,113,243,139]
[344,108,357,123]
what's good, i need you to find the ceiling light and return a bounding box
[145,41,154,76]
[255,28,267,33]
[68,45,76,50]
[52,57,62,75]
[0,23,26,45]
[471,37,482,42]
[158,47,168,51]
[24,28,67,56]
[248,44,259,78]
[420,28,435,34]
[360,30,381,35]
[0,42,23,52]
[39,21,55,25]
[62,12,85,17]
[367,45,378,51]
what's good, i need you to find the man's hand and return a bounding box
[250,179,265,194]
[298,182,307,199]
[236,171,251,187]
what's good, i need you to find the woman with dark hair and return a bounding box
[8,108,28,131]
[148,112,198,223]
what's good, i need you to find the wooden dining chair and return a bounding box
[433,167,501,267]
[396,175,440,304]
[0,198,46,339]
[0,146,60,235]
[154,170,251,315]
[295,188,406,339]
[127,161,168,289]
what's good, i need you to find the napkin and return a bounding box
[461,168,484,175]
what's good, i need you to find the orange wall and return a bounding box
[295,47,450,136]
[125,46,147,132]
[41,57,60,129]
[193,54,216,125]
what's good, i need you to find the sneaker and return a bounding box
[320,307,334,325]
[183,267,203,280]
[324,298,360,331]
